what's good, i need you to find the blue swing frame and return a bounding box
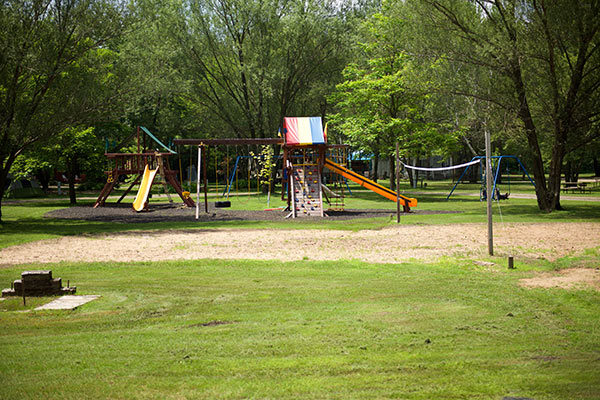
[446,155,535,200]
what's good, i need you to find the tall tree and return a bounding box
[412,0,600,211]
[0,0,128,220]
[168,0,353,139]
[330,10,458,188]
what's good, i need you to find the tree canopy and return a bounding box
[2,0,599,219]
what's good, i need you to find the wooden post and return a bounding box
[196,145,201,220]
[396,142,401,223]
[156,153,173,203]
[21,278,26,307]
[485,127,494,256]
[203,146,208,213]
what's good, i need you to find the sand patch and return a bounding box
[1,222,598,267]
[519,268,600,291]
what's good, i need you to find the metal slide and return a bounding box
[324,158,417,209]
[132,164,159,211]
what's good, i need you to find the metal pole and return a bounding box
[485,127,494,256]
[396,142,401,224]
[196,145,201,220]
[203,147,208,213]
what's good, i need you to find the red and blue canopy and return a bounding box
[283,117,326,145]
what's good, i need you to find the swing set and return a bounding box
[446,155,535,200]
[173,137,284,213]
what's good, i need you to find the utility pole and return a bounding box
[485,127,493,256]
[196,145,201,220]
[396,142,401,224]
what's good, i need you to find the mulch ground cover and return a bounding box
[46,202,461,223]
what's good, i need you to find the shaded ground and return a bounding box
[45,202,459,223]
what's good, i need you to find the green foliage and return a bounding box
[406,0,600,211]
[9,155,52,182]
[251,146,276,187]
[164,0,356,139]
[329,10,459,162]
[0,0,130,218]
[0,258,599,398]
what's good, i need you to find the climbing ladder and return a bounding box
[290,162,324,218]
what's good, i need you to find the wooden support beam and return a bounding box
[116,174,142,204]
[173,138,284,146]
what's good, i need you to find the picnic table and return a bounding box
[562,182,591,193]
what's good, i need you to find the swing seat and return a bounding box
[215,201,231,208]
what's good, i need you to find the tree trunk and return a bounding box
[411,158,420,189]
[66,158,77,205]
[36,169,50,193]
[403,157,414,188]
[573,157,582,182]
[546,141,565,211]
[564,160,573,183]
[594,156,600,177]
[0,150,19,222]
[389,157,395,191]
[511,63,554,212]
[372,153,379,182]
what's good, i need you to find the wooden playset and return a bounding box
[94,127,194,209]
[173,117,417,218]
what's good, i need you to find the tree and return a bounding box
[167,0,354,140]
[0,0,128,220]
[412,0,600,211]
[329,11,458,189]
[50,127,103,204]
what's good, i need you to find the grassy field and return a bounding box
[1,258,599,399]
[1,180,599,399]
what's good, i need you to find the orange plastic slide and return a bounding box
[132,164,159,211]
[324,158,417,208]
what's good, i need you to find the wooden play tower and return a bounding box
[94,127,194,209]
[173,117,416,219]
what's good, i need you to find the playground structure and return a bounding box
[174,117,417,218]
[94,127,194,209]
[446,155,535,201]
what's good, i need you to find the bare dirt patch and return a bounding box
[1,222,598,267]
[519,268,600,291]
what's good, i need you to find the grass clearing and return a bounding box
[0,258,599,399]
[1,182,599,398]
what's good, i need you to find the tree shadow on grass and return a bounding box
[497,203,600,221]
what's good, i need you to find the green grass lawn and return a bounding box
[1,179,599,399]
[0,258,599,399]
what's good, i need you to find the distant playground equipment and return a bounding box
[94,126,194,210]
[54,171,86,184]
[174,117,417,219]
[445,155,535,200]
[54,170,86,195]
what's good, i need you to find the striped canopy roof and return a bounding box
[283,117,326,145]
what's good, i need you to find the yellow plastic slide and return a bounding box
[324,158,417,208]
[132,164,159,212]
